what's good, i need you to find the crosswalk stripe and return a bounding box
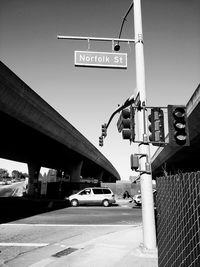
[1,223,134,227]
[0,243,48,247]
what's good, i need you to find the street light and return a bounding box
[114,44,120,51]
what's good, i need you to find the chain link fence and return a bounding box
[156,171,200,266]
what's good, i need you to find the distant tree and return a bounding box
[0,168,9,180]
[12,170,20,180]
[12,170,29,180]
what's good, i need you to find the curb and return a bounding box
[29,226,150,267]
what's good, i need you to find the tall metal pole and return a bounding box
[133,0,157,249]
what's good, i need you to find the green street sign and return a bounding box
[74,51,127,69]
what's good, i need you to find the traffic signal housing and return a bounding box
[101,123,107,137]
[130,154,139,171]
[117,106,135,142]
[168,105,189,146]
[99,136,103,147]
[148,108,165,146]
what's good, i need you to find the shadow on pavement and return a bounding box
[0,197,70,223]
[131,205,142,209]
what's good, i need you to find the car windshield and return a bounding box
[79,189,91,195]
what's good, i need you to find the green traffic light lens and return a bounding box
[175,132,187,145]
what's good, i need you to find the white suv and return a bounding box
[67,187,115,207]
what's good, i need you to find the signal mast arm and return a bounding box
[105,95,135,130]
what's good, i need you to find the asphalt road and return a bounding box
[0,205,142,266]
[0,181,26,197]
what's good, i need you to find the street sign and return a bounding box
[74,51,127,69]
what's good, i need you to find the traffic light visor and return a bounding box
[173,107,185,118]
[122,129,131,139]
[121,109,131,118]
[175,132,187,141]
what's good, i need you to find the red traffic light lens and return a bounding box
[173,107,185,118]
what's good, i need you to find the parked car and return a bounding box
[133,194,142,206]
[65,187,116,207]
[133,190,157,207]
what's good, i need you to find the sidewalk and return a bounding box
[115,197,135,208]
[30,225,158,267]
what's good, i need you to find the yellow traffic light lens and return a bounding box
[122,129,131,139]
[176,134,187,141]
[174,122,185,129]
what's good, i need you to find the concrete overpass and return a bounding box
[0,61,120,195]
[152,84,200,178]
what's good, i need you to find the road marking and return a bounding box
[0,243,48,247]
[1,223,136,227]
[29,258,55,267]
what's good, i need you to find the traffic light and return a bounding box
[117,106,135,142]
[168,105,189,146]
[99,136,103,147]
[101,123,107,137]
[130,154,139,171]
[148,108,165,146]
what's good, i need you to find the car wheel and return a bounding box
[102,199,109,207]
[71,199,79,207]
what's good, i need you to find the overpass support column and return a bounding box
[93,170,104,182]
[27,162,41,197]
[108,176,112,182]
[69,160,83,182]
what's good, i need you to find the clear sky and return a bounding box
[0,0,199,178]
